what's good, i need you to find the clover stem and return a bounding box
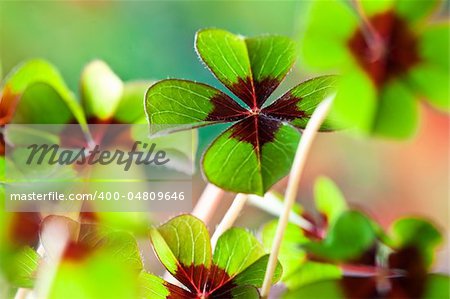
[260,95,335,298]
[352,0,385,60]
[210,193,248,249]
[192,183,225,225]
[247,193,314,231]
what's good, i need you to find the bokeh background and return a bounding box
[1,0,448,273]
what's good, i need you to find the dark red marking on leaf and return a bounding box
[388,246,427,298]
[172,263,237,298]
[165,281,193,299]
[341,277,382,298]
[8,212,41,247]
[0,133,5,156]
[229,115,281,149]
[229,77,283,110]
[206,93,248,122]
[262,92,306,121]
[300,212,323,240]
[79,211,98,223]
[63,241,92,262]
[254,77,283,108]
[354,245,377,266]
[338,246,429,298]
[347,10,420,88]
[0,87,20,126]
[229,77,257,110]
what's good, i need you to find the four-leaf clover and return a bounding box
[146,29,337,195]
[301,0,449,138]
[145,214,281,298]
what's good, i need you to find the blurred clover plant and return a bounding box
[146,29,337,195]
[39,215,142,298]
[301,0,449,139]
[0,59,197,234]
[0,59,197,294]
[143,214,282,298]
[261,177,449,298]
[1,59,196,179]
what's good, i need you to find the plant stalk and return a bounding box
[247,193,314,231]
[210,193,247,249]
[191,183,225,225]
[260,95,334,298]
[352,0,385,60]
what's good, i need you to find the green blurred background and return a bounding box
[1,0,448,273]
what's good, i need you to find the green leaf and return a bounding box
[303,211,377,261]
[360,0,394,15]
[330,69,378,134]
[227,285,260,299]
[41,217,143,299]
[395,0,442,23]
[202,117,300,195]
[148,216,273,298]
[422,274,450,299]
[11,84,73,124]
[138,272,191,299]
[150,214,211,275]
[1,59,86,126]
[284,261,342,290]
[115,81,151,123]
[314,176,347,224]
[409,23,450,111]
[261,75,339,130]
[145,79,246,135]
[80,60,124,120]
[245,35,297,106]
[91,229,143,272]
[301,0,357,70]
[262,220,308,280]
[372,80,419,138]
[409,64,449,111]
[301,1,448,140]
[0,246,39,288]
[388,217,442,268]
[196,29,298,109]
[232,254,282,287]
[213,227,265,277]
[49,251,139,299]
[283,280,345,299]
[138,272,170,299]
[195,29,254,107]
[88,212,151,236]
[40,216,143,271]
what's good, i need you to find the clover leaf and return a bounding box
[0,186,42,289]
[0,59,87,159]
[262,177,376,288]
[301,0,449,139]
[302,210,378,261]
[39,216,143,299]
[314,176,348,225]
[283,274,450,299]
[146,29,337,195]
[266,177,449,298]
[0,245,39,288]
[146,214,282,298]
